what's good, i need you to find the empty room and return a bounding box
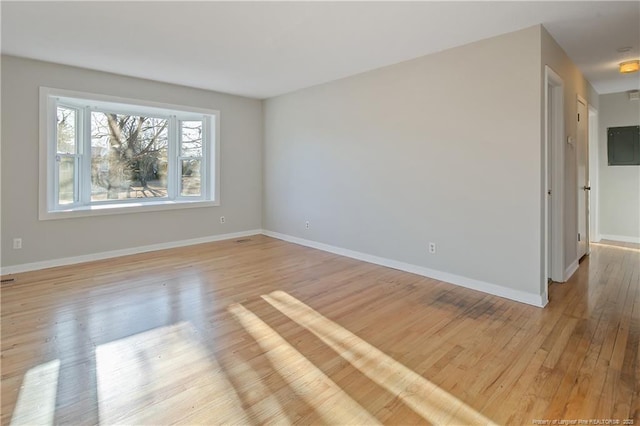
[1,1,639,425]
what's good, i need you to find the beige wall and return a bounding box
[1,55,263,268]
[598,92,640,241]
[264,26,546,304]
[540,26,598,276]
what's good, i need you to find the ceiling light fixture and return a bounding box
[619,60,640,74]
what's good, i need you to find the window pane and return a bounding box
[181,120,202,157]
[90,112,169,201]
[58,156,75,205]
[57,107,76,154]
[181,158,201,197]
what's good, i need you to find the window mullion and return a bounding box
[177,155,184,199]
[53,154,60,209]
[78,106,90,205]
[202,115,209,200]
[168,116,178,200]
[74,155,80,204]
[51,98,60,210]
[198,117,206,200]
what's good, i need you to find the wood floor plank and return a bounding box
[1,236,638,425]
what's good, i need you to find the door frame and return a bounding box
[544,66,565,291]
[588,105,599,243]
[577,95,589,257]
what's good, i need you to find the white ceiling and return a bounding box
[1,1,639,99]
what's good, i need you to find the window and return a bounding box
[40,88,220,219]
[607,125,640,166]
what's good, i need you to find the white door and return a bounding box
[547,83,554,279]
[577,99,589,258]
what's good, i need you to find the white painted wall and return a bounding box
[598,92,640,242]
[264,26,546,303]
[1,56,263,268]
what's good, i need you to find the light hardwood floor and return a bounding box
[1,236,638,425]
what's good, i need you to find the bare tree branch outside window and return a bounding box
[91,112,168,200]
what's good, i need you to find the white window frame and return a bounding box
[39,87,220,220]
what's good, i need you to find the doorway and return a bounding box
[588,106,599,244]
[544,66,565,290]
[577,97,589,259]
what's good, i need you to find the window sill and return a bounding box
[39,199,219,221]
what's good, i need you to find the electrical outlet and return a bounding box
[13,238,22,250]
[428,242,436,254]
[305,221,310,230]
[220,216,226,224]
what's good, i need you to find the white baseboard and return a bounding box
[564,258,579,281]
[0,229,263,275]
[599,234,640,244]
[263,230,547,308]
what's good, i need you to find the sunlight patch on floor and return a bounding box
[228,303,381,425]
[10,359,60,426]
[263,290,496,426]
[590,242,640,253]
[223,355,293,425]
[95,321,250,425]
